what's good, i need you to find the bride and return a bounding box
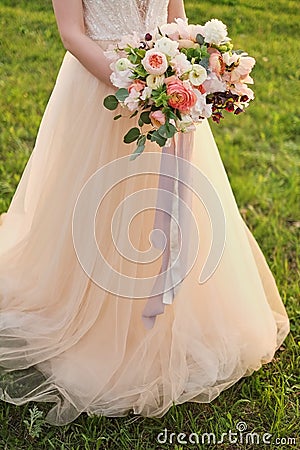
[0,0,290,426]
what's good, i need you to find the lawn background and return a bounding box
[0,0,299,449]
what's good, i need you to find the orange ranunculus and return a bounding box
[166,79,197,112]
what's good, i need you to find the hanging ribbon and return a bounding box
[142,131,194,329]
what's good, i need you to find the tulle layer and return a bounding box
[0,51,289,425]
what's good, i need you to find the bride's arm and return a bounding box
[52,0,112,86]
[168,0,187,22]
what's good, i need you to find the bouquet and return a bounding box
[103,18,256,160]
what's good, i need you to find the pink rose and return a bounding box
[150,110,166,128]
[142,49,168,76]
[166,78,197,112]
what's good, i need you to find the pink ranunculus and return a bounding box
[209,51,226,77]
[142,49,168,76]
[166,78,197,112]
[128,79,146,94]
[150,110,166,128]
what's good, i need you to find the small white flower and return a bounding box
[177,114,196,132]
[154,36,179,57]
[202,19,231,46]
[188,64,208,86]
[190,90,213,120]
[140,86,153,100]
[146,74,165,89]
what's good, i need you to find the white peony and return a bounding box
[188,64,208,86]
[154,36,179,57]
[202,19,231,45]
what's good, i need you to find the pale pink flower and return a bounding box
[202,73,226,94]
[231,83,255,100]
[142,49,168,75]
[175,17,191,39]
[150,110,166,128]
[170,53,192,76]
[188,24,205,41]
[159,22,180,40]
[124,88,141,111]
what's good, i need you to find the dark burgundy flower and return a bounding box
[225,101,235,112]
[234,107,244,115]
[240,95,249,102]
[145,33,152,41]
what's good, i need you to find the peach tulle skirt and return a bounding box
[0,49,290,425]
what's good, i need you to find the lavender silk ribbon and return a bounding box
[142,131,194,329]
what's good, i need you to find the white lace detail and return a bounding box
[82,0,169,41]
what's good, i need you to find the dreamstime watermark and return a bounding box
[156,421,297,446]
[72,151,226,299]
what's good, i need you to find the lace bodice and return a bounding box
[82,0,169,41]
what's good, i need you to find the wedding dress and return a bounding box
[0,0,290,426]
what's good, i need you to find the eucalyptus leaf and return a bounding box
[196,33,205,45]
[103,95,118,111]
[124,127,140,144]
[115,88,129,102]
[150,130,167,147]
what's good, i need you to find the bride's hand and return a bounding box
[52,0,113,87]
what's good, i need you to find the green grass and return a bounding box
[0,0,299,448]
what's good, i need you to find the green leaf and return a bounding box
[129,110,139,118]
[113,114,122,120]
[129,135,146,160]
[140,111,151,125]
[123,127,141,144]
[196,33,204,45]
[115,88,129,102]
[103,95,118,111]
[158,123,177,139]
[150,130,167,147]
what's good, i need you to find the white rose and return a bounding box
[188,64,208,86]
[202,19,231,45]
[146,74,165,89]
[154,36,179,57]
